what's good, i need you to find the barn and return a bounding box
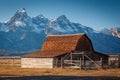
[21,34,108,69]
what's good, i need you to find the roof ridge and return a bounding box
[47,33,85,37]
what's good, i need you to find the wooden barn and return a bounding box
[21,34,108,69]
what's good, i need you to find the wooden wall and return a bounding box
[75,36,93,51]
[21,58,54,68]
[0,58,20,66]
[109,55,120,68]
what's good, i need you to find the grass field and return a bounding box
[0,65,120,80]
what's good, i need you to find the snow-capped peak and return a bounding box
[58,15,67,19]
[17,8,26,13]
[32,14,49,26]
[6,8,31,25]
[1,8,33,32]
[36,14,45,19]
[57,15,69,22]
[14,8,27,18]
[50,15,70,25]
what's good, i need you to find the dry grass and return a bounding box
[0,65,120,78]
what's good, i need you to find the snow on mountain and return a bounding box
[32,14,49,26]
[100,27,120,38]
[49,15,79,33]
[32,14,50,33]
[110,27,120,38]
[18,8,26,13]
[48,15,94,34]
[15,21,26,27]
[0,8,120,55]
[0,8,47,55]
[20,33,26,40]
[1,8,50,33]
[1,8,33,32]
[100,28,111,35]
[0,22,12,32]
[6,8,29,24]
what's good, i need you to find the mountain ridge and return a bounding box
[0,8,120,56]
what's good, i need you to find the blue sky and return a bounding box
[0,0,120,30]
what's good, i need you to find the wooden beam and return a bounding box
[80,58,82,70]
[63,53,71,60]
[61,57,63,68]
[64,60,82,62]
[71,52,72,67]
[82,54,84,69]
[56,58,58,68]
[118,55,120,68]
[100,57,103,67]
[71,53,84,54]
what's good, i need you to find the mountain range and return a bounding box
[0,8,120,56]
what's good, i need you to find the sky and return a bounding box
[0,0,120,30]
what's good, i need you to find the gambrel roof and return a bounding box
[23,34,94,58]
